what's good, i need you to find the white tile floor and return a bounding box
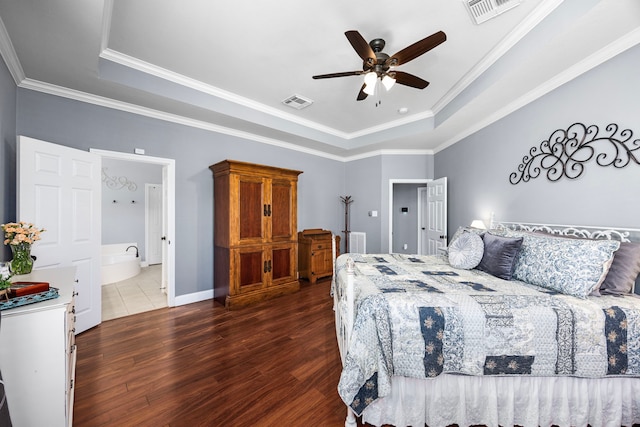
[101,264,167,321]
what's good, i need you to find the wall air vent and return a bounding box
[282,94,313,110]
[464,0,522,24]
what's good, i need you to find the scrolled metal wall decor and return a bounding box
[101,168,138,191]
[509,122,640,184]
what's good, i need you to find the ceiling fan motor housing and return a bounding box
[365,39,393,76]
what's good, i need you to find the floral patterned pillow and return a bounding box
[506,230,620,298]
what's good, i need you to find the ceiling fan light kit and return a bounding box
[363,81,376,96]
[381,75,396,90]
[364,71,378,88]
[312,29,446,102]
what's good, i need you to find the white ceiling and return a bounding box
[0,0,639,159]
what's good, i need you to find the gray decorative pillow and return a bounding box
[599,242,640,295]
[448,231,484,270]
[476,233,523,280]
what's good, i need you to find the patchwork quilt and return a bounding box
[335,253,640,415]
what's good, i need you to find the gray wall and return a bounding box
[343,156,382,253]
[101,158,162,261]
[435,43,640,237]
[12,89,346,297]
[342,154,434,254]
[0,57,16,264]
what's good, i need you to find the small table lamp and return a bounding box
[470,219,487,230]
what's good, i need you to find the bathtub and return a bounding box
[101,243,141,285]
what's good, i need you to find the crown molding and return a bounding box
[433,27,640,154]
[348,110,435,140]
[18,78,347,161]
[100,0,114,52]
[0,14,25,85]
[432,0,564,115]
[100,47,440,143]
[99,48,352,139]
[342,148,434,163]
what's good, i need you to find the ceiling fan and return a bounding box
[312,30,446,101]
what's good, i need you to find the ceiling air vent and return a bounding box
[464,0,522,25]
[282,94,313,110]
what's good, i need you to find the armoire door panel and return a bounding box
[271,180,296,241]
[270,243,297,285]
[239,178,264,242]
[236,248,264,290]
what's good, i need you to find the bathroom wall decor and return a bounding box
[102,168,138,191]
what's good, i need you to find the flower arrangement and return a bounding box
[2,221,45,246]
[2,221,45,275]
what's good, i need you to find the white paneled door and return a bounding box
[418,187,429,255]
[18,136,101,333]
[145,184,163,266]
[426,177,447,254]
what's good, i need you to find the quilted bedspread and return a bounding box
[335,253,640,415]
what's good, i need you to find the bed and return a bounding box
[332,221,640,427]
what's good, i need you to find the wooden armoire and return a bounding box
[210,160,302,308]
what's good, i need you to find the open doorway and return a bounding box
[388,179,429,254]
[388,178,447,255]
[91,149,176,319]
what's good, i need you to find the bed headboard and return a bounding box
[491,221,640,244]
[491,220,640,295]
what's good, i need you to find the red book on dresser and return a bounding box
[8,282,50,298]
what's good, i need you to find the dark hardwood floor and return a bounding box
[73,279,368,427]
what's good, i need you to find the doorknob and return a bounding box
[421,227,426,230]
[439,235,445,239]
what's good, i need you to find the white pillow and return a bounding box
[448,232,484,270]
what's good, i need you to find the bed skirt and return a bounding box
[361,374,640,427]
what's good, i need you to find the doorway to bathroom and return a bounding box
[92,149,176,320]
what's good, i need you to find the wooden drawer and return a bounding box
[312,241,331,250]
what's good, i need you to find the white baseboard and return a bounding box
[174,289,213,306]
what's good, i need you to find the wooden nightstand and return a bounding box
[298,229,340,284]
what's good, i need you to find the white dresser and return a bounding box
[0,267,77,427]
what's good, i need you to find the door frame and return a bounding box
[388,179,429,254]
[90,149,176,307]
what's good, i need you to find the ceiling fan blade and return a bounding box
[394,71,429,89]
[312,71,362,79]
[357,83,368,101]
[390,31,446,66]
[345,30,375,62]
